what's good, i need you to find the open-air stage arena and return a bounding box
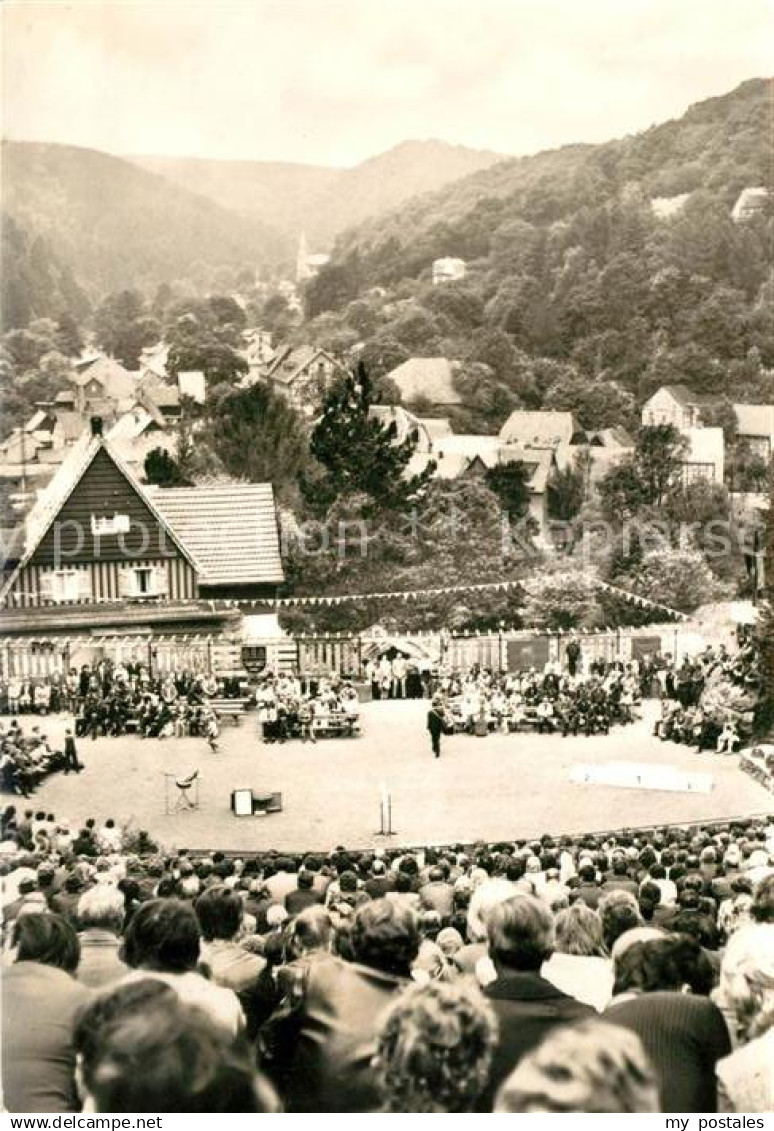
[16,699,771,853]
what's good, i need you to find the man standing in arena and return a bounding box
[427,696,447,759]
[63,729,82,774]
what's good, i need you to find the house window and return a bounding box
[241,646,267,674]
[133,567,155,595]
[91,514,131,536]
[683,462,715,484]
[50,570,89,602]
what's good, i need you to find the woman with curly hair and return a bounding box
[374,980,497,1112]
[494,1019,659,1113]
[714,923,774,1112]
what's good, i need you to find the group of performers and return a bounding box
[255,673,361,743]
[425,663,642,756]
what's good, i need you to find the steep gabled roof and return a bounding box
[70,355,136,401]
[0,433,199,603]
[386,358,462,405]
[138,373,180,411]
[266,345,345,387]
[148,483,284,587]
[417,417,453,441]
[656,385,723,409]
[499,410,574,448]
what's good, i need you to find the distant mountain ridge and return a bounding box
[131,139,506,247]
[1,140,285,299]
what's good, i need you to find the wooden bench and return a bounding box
[208,697,251,726]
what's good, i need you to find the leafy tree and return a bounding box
[635,424,688,505]
[203,383,307,499]
[521,568,600,631]
[546,463,585,521]
[283,477,528,634]
[300,362,435,514]
[167,338,247,386]
[304,260,361,319]
[55,312,83,357]
[624,546,727,613]
[542,372,637,431]
[357,337,410,380]
[598,460,650,519]
[94,290,159,368]
[143,448,189,487]
[726,443,770,493]
[484,460,531,520]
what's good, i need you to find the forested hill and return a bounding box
[334,78,770,265]
[301,78,773,431]
[132,140,506,246]
[0,141,284,302]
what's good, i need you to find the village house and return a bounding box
[499,409,576,450]
[385,357,462,409]
[732,404,774,463]
[432,257,467,285]
[0,419,284,672]
[640,385,721,431]
[731,186,768,223]
[680,428,725,486]
[641,385,774,485]
[264,344,347,415]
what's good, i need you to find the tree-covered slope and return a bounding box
[1,141,284,304]
[299,78,774,430]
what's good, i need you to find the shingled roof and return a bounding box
[148,483,284,588]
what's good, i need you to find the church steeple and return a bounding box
[296,231,309,283]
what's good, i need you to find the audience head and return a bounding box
[613,934,713,997]
[487,894,554,972]
[77,885,126,934]
[495,1021,659,1113]
[194,885,243,942]
[718,923,774,1041]
[554,903,606,957]
[11,912,79,974]
[286,906,332,959]
[121,898,200,974]
[350,898,420,977]
[80,997,278,1112]
[466,879,516,943]
[375,980,497,1112]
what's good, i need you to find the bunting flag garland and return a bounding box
[592,579,691,622]
[2,576,689,620]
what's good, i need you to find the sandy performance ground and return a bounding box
[6,701,770,853]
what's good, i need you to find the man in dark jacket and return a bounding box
[63,730,82,775]
[261,898,420,1111]
[285,870,324,917]
[427,697,447,759]
[479,893,594,1110]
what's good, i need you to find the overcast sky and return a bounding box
[3,0,771,167]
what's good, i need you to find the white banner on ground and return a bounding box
[570,761,714,794]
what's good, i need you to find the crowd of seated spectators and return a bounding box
[1,806,772,1114]
[653,640,761,752]
[438,662,642,737]
[0,721,76,797]
[0,662,244,740]
[255,674,360,743]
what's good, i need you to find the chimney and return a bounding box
[90,416,103,437]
